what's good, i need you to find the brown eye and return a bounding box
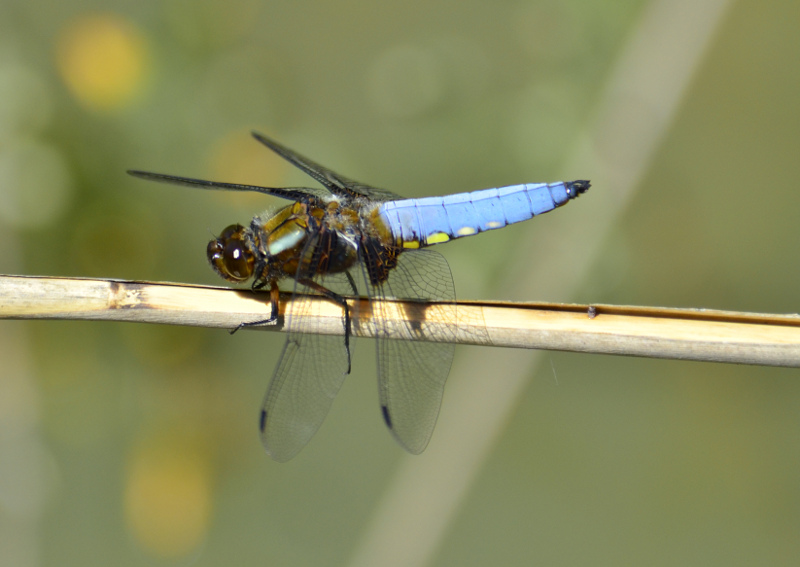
[219,224,243,241]
[207,224,254,282]
[222,241,252,280]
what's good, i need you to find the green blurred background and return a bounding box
[1,0,799,565]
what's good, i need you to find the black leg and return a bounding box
[344,271,358,295]
[298,277,353,374]
[230,282,280,334]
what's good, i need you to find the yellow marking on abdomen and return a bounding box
[456,226,477,236]
[402,240,420,249]
[486,221,502,229]
[426,232,450,245]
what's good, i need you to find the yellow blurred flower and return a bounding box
[124,437,213,557]
[56,13,149,112]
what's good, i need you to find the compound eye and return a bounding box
[222,240,253,281]
[219,224,243,241]
[207,225,254,282]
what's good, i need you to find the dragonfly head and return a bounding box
[207,224,256,283]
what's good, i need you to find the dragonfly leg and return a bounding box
[298,277,353,374]
[230,282,280,335]
[344,271,358,296]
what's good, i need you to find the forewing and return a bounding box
[127,170,331,203]
[251,132,404,202]
[362,249,457,454]
[259,249,358,461]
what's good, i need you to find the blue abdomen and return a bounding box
[377,180,589,249]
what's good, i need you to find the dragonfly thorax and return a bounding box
[208,201,362,288]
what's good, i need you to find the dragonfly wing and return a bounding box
[127,170,331,203]
[251,132,404,202]
[260,329,349,462]
[259,247,358,462]
[364,248,457,454]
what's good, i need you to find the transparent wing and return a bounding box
[251,132,404,202]
[259,243,358,462]
[127,170,331,203]
[361,249,457,454]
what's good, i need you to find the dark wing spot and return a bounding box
[381,405,393,429]
[259,409,267,432]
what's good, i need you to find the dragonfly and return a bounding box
[129,132,589,462]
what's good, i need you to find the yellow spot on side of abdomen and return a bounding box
[402,240,420,249]
[426,232,450,245]
[456,226,477,236]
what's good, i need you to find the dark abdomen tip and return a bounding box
[566,180,590,198]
